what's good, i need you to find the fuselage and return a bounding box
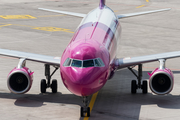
[60,6,121,96]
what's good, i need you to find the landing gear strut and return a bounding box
[81,96,90,117]
[128,64,148,94]
[40,64,59,93]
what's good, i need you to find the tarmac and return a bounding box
[0,0,180,120]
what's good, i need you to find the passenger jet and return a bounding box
[0,0,177,117]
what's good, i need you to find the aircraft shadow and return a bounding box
[0,92,82,108]
[0,68,179,120]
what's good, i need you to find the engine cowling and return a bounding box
[7,67,34,94]
[149,68,174,95]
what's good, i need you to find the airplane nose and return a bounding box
[61,67,107,96]
[70,67,96,84]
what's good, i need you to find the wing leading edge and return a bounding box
[39,7,170,19]
[38,8,86,18]
[117,8,171,19]
[0,49,60,66]
[116,51,180,69]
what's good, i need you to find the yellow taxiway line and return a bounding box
[136,5,145,8]
[37,15,65,17]
[83,92,99,120]
[0,24,12,27]
[136,0,149,8]
[0,22,74,33]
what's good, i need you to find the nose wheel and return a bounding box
[81,107,90,117]
[40,64,59,93]
[81,96,90,117]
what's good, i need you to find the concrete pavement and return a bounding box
[0,0,180,120]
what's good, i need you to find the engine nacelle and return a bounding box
[149,68,174,95]
[7,67,34,94]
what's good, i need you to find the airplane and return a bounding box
[0,0,177,117]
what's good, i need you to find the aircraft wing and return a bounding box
[38,8,86,18]
[0,49,60,66]
[117,8,171,19]
[116,51,180,69]
[39,8,171,19]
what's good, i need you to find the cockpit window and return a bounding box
[97,58,105,66]
[71,60,82,67]
[63,58,105,68]
[94,59,101,66]
[63,58,72,66]
[83,60,94,67]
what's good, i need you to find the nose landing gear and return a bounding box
[81,96,90,117]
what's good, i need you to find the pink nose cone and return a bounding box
[61,67,107,96]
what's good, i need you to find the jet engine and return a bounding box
[149,68,174,95]
[7,67,34,94]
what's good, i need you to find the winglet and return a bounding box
[99,0,106,9]
[30,72,34,76]
[148,72,152,77]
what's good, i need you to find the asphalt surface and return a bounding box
[0,0,180,120]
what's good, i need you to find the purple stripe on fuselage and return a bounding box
[74,22,115,43]
[70,21,120,61]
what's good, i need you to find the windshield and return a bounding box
[63,58,105,68]
[83,60,94,67]
[71,60,82,67]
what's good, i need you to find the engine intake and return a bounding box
[7,67,33,94]
[149,68,174,95]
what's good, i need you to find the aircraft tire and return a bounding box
[41,79,47,93]
[81,107,84,117]
[87,107,90,117]
[142,80,148,94]
[51,79,58,93]
[131,80,137,94]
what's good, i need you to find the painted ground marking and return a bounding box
[83,92,99,120]
[136,0,149,8]
[0,24,12,29]
[0,22,74,33]
[37,15,65,18]
[0,15,36,19]
[33,27,74,33]
[136,5,145,8]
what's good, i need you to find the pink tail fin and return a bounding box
[99,0,106,9]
